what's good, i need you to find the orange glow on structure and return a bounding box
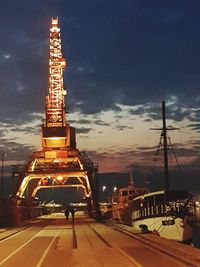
[56,176,63,181]
[16,17,96,208]
[47,17,66,127]
[41,17,76,149]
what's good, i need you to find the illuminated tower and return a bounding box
[15,18,98,212]
[42,17,75,149]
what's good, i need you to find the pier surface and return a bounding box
[0,212,200,267]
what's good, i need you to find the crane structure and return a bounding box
[15,17,98,211]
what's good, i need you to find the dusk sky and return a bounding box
[0,1,200,184]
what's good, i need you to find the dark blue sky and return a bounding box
[0,1,200,117]
[0,1,200,182]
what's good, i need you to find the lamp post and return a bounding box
[102,185,106,201]
[102,185,106,194]
[1,152,5,198]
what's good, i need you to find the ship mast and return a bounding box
[162,101,169,192]
[150,101,179,192]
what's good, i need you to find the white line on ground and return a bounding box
[35,233,58,267]
[0,227,44,266]
[0,226,34,243]
[118,248,143,267]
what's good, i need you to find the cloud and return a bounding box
[93,120,110,126]
[0,1,200,123]
[69,119,91,125]
[0,137,36,162]
[187,109,200,122]
[76,127,92,134]
[128,101,198,124]
[0,1,200,181]
[187,123,200,132]
[0,128,7,137]
[10,126,40,135]
[115,125,133,131]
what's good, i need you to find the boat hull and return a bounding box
[132,216,184,241]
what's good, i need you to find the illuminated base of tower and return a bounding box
[16,148,96,202]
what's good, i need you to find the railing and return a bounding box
[78,152,98,172]
[132,202,195,221]
[28,161,82,173]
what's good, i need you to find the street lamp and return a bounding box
[102,186,107,202]
[102,185,106,192]
[113,186,117,193]
[1,152,5,198]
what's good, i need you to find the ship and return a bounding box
[111,183,147,224]
[131,101,197,243]
[100,174,147,224]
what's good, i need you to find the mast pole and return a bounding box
[162,101,169,192]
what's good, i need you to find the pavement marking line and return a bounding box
[72,228,77,249]
[0,226,34,242]
[0,227,45,266]
[35,233,58,267]
[87,224,112,248]
[118,248,143,267]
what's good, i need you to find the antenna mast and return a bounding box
[162,101,169,192]
[150,101,179,192]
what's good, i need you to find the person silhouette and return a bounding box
[65,209,69,222]
[70,208,75,225]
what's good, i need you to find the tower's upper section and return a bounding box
[42,17,76,150]
[45,17,67,127]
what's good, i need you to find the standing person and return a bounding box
[70,208,75,226]
[65,209,69,222]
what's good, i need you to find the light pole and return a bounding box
[102,185,106,194]
[1,152,5,198]
[102,185,106,201]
